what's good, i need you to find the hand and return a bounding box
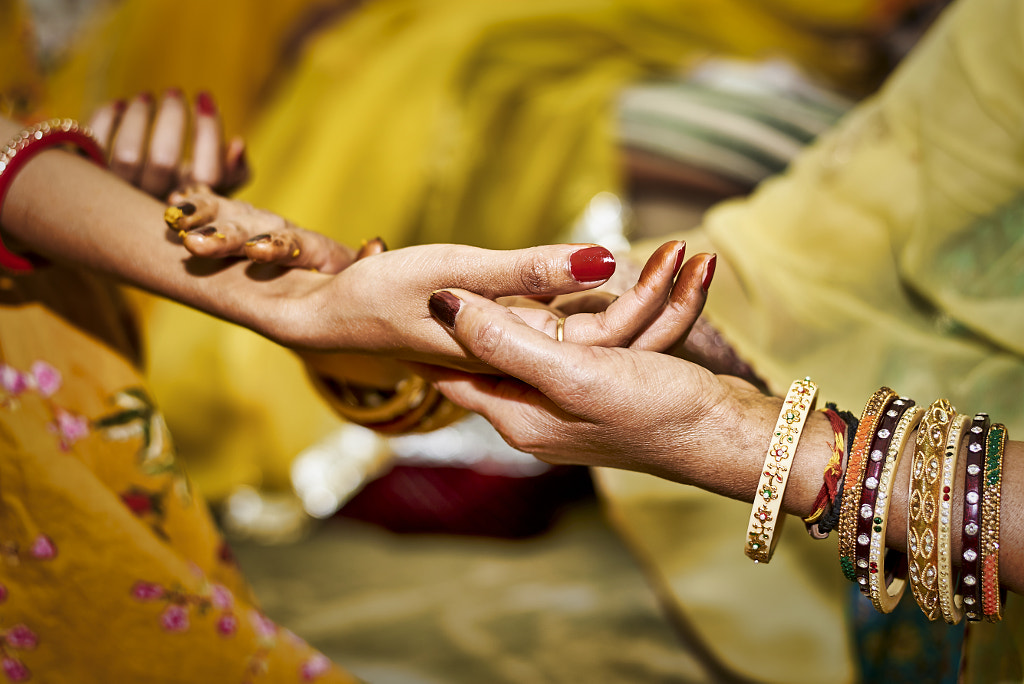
[423,288,771,495]
[162,185,711,362]
[89,90,249,198]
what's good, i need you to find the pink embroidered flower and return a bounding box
[161,604,190,632]
[210,584,233,611]
[29,535,56,560]
[0,583,7,603]
[0,365,27,396]
[131,581,165,601]
[5,625,37,650]
[1,657,30,682]
[216,613,238,637]
[50,408,89,449]
[300,653,331,681]
[250,610,277,640]
[30,361,61,398]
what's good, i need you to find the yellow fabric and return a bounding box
[0,268,355,682]
[39,0,895,498]
[604,0,1024,681]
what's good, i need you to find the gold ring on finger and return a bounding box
[556,316,567,342]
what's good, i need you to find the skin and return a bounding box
[0,108,711,377]
[426,289,1024,595]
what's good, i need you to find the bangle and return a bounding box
[936,412,968,623]
[811,406,858,539]
[0,119,106,272]
[908,399,956,621]
[982,422,1007,622]
[803,407,847,529]
[745,377,818,564]
[310,371,465,435]
[866,403,922,613]
[854,398,914,589]
[959,413,989,620]
[838,387,896,581]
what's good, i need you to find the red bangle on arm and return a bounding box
[0,119,107,272]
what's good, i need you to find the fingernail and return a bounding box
[702,254,717,294]
[136,91,153,104]
[370,236,388,251]
[177,202,196,216]
[196,91,216,116]
[245,233,272,245]
[164,87,183,99]
[194,226,218,237]
[569,246,615,283]
[673,241,686,274]
[428,291,461,328]
[112,99,127,113]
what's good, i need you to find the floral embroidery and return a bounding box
[130,580,237,637]
[0,365,27,398]
[1,623,37,682]
[94,388,192,506]
[47,408,89,451]
[29,362,60,398]
[27,536,55,561]
[300,654,331,681]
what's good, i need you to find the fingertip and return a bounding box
[674,241,687,275]
[428,290,462,328]
[569,245,615,283]
[702,254,717,294]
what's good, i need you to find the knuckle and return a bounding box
[469,317,507,365]
[516,255,557,295]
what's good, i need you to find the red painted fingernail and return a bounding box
[165,87,183,99]
[136,91,153,104]
[569,246,615,283]
[196,91,216,116]
[429,291,461,328]
[177,202,196,216]
[112,99,127,113]
[673,241,686,274]
[194,226,218,236]
[702,254,717,294]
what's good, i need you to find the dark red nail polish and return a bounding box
[245,233,272,244]
[702,254,717,294]
[177,202,196,216]
[194,226,218,236]
[196,91,216,116]
[137,92,153,104]
[569,246,615,283]
[429,291,461,328]
[165,87,183,99]
[112,99,127,113]
[673,242,686,274]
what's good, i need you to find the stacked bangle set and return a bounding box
[747,381,1008,623]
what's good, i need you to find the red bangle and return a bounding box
[959,412,989,620]
[0,119,106,272]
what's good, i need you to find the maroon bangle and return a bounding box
[959,413,989,620]
[854,397,914,592]
[0,119,106,272]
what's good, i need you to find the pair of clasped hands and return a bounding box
[91,91,750,487]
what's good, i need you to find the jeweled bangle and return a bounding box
[867,404,922,613]
[959,413,989,621]
[935,413,968,623]
[745,377,818,563]
[854,398,915,591]
[982,423,1007,622]
[0,119,106,272]
[908,399,956,621]
[838,387,896,581]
